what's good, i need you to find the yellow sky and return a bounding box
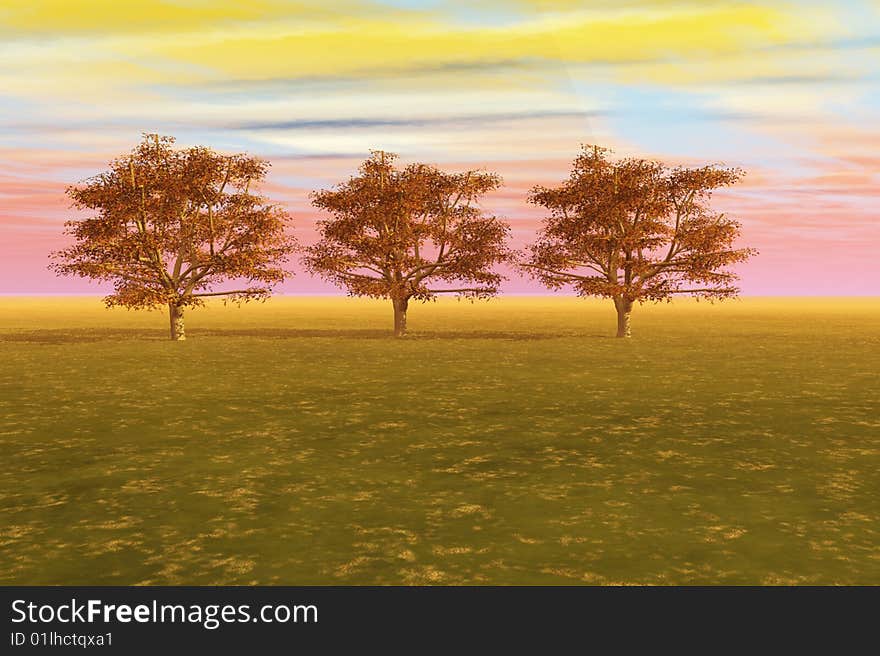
[0,2,844,90]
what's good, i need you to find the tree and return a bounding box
[50,134,296,340]
[524,145,756,337]
[303,151,511,337]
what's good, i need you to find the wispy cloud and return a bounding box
[234,110,600,131]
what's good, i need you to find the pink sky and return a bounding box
[1,148,878,296]
[3,144,877,296]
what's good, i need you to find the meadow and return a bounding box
[0,296,878,585]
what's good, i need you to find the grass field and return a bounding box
[1,296,878,585]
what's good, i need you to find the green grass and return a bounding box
[1,296,878,584]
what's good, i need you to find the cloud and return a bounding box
[149,6,814,82]
[234,110,600,131]
[0,1,371,37]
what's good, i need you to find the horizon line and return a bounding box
[1,293,878,299]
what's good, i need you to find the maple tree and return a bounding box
[303,151,511,336]
[51,134,296,340]
[524,145,756,337]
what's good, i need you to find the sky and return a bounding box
[0,0,878,295]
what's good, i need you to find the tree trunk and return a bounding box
[392,296,409,337]
[614,297,632,338]
[169,303,186,341]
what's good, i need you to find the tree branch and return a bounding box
[667,287,736,294]
[521,263,597,282]
[426,287,492,294]
[191,289,267,298]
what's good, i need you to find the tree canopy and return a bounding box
[51,134,296,339]
[524,145,756,336]
[303,151,511,335]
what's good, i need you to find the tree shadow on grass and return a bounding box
[0,329,169,344]
[196,328,604,340]
[1,327,611,344]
